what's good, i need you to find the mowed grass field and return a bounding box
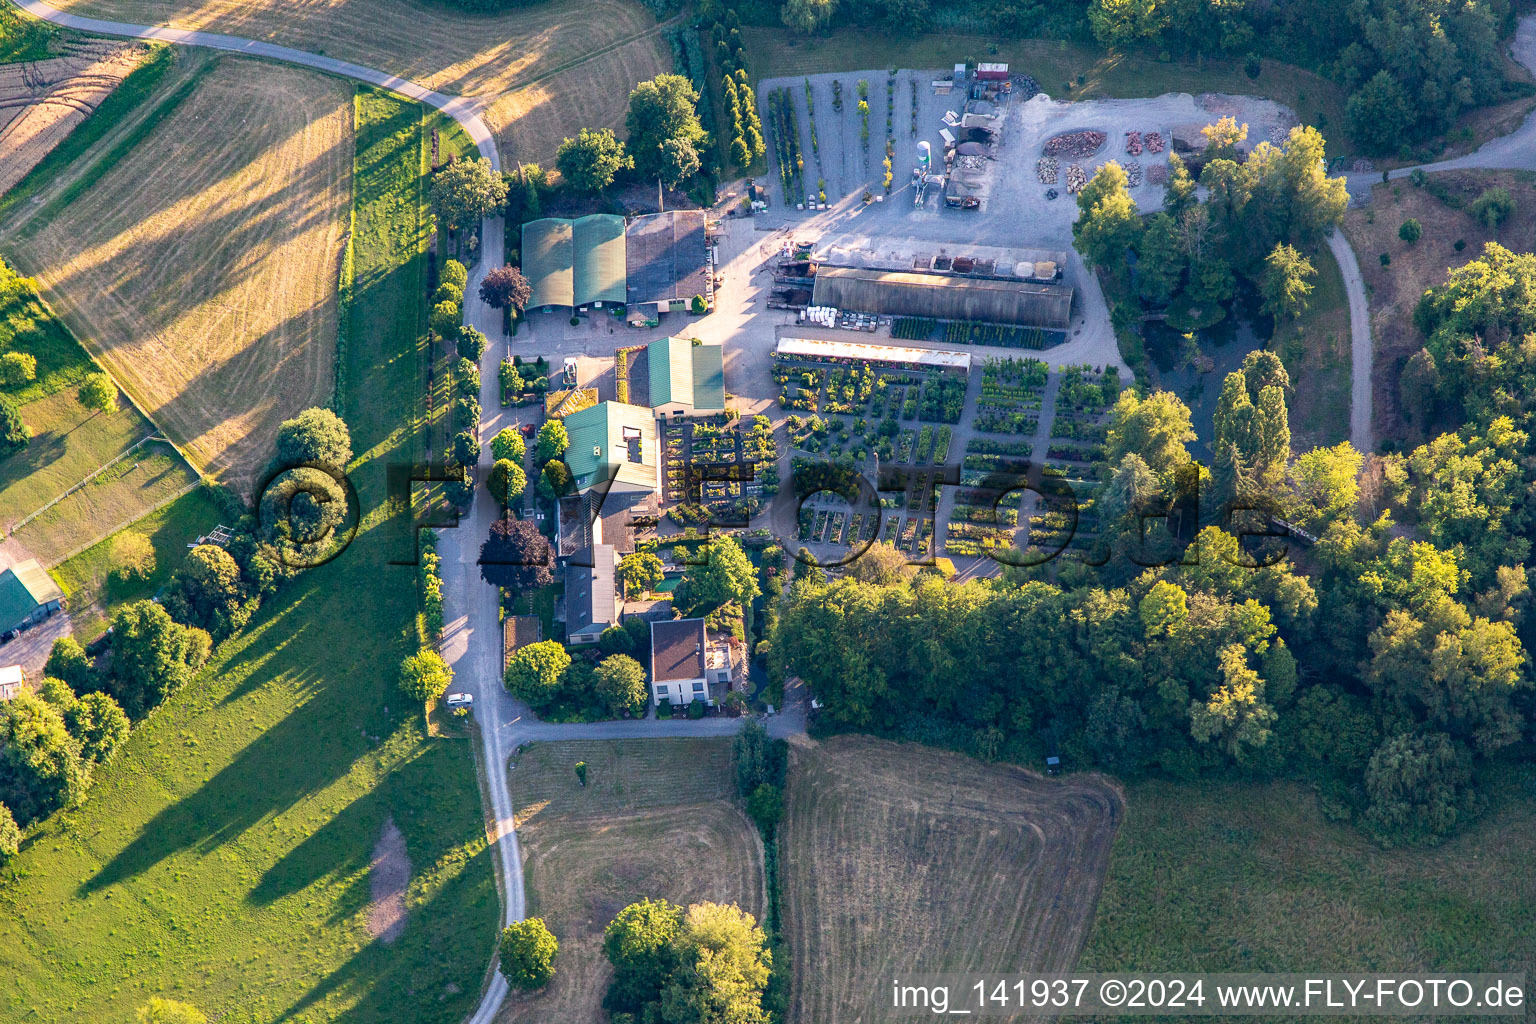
[47,485,223,641]
[0,87,496,1024]
[743,29,1348,155]
[1080,772,1536,984]
[46,0,671,165]
[499,738,765,1024]
[780,735,1123,1023]
[0,53,351,495]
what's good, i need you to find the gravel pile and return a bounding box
[1125,161,1142,187]
[1065,163,1088,194]
[1036,157,1058,184]
[1147,163,1169,186]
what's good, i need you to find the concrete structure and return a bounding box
[775,336,973,374]
[522,214,627,310]
[647,336,726,418]
[625,210,711,310]
[565,543,620,644]
[0,559,63,635]
[811,266,1073,329]
[648,617,732,707]
[0,664,23,701]
[561,401,660,497]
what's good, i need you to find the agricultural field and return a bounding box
[0,39,153,195]
[1341,169,1536,442]
[0,86,495,1024]
[500,738,765,1024]
[0,54,351,494]
[47,485,224,641]
[47,0,671,164]
[780,735,1122,1023]
[1081,771,1536,981]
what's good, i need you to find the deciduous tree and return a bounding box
[399,649,453,702]
[556,128,631,192]
[479,516,554,593]
[430,157,508,230]
[594,653,647,715]
[479,264,532,313]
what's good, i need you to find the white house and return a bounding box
[649,617,732,707]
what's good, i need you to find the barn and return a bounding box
[811,266,1073,330]
[521,214,627,310]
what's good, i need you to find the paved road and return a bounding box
[1328,230,1374,454]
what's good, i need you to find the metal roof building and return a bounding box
[0,559,63,634]
[648,336,726,415]
[522,214,627,309]
[562,401,659,495]
[775,337,972,374]
[626,210,711,307]
[565,543,618,643]
[811,266,1073,330]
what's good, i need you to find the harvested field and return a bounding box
[781,735,1122,1023]
[500,738,764,1024]
[1341,169,1536,442]
[50,0,670,165]
[0,39,151,194]
[1,56,352,493]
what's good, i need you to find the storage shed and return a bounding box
[810,266,1073,330]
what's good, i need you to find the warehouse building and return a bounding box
[626,210,711,311]
[811,266,1073,330]
[775,337,972,375]
[522,214,627,310]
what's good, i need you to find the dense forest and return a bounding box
[769,240,1536,845]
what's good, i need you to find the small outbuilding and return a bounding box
[0,559,64,636]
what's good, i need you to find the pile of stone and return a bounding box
[1125,161,1143,187]
[1065,163,1088,194]
[1125,130,1143,156]
[1144,131,1165,153]
[1036,157,1058,184]
[1147,162,1169,186]
[1044,129,1106,158]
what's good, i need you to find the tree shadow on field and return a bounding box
[77,574,410,894]
[269,743,498,1024]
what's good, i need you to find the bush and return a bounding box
[1469,186,1514,228]
[1398,218,1422,244]
[107,531,157,588]
[0,350,36,387]
[399,649,452,703]
[500,918,559,989]
[0,394,28,454]
[746,782,783,831]
[691,293,707,314]
[0,802,18,862]
[687,698,707,719]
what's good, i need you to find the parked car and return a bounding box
[445,692,473,710]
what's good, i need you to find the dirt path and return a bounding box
[367,817,412,945]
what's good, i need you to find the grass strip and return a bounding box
[0,44,176,218]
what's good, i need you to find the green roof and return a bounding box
[562,401,658,491]
[573,215,627,306]
[0,559,63,631]
[691,343,726,410]
[647,336,725,412]
[521,215,627,308]
[523,218,574,308]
